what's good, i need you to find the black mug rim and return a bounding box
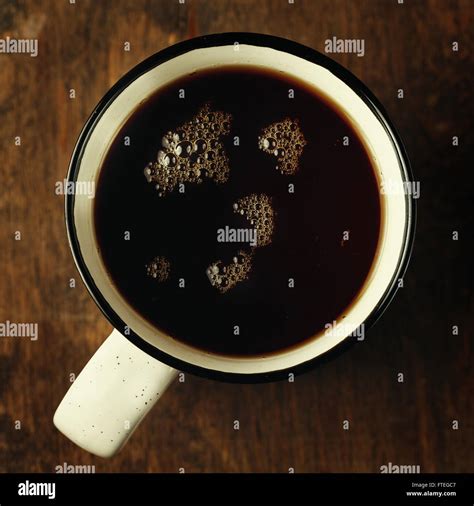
[65,32,416,383]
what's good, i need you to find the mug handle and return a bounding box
[53,329,178,458]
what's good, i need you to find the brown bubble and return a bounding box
[206,251,253,293]
[233,193,275,247]
[144,103,232,196]
[258,118,307,175]
[145,256,171,282]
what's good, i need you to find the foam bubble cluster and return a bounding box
[144,104,232,196]
[206,251,253,294]
[146,256,170,282]
[258,118,307,175]
[233,193,275,247]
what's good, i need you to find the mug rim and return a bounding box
[65,32,416,383]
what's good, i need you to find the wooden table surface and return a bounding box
[0,0,472,473]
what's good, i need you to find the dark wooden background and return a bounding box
[0,0,472,473]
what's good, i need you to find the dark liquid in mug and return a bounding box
[94,66,381,356]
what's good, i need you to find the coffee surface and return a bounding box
[94,65,381,356]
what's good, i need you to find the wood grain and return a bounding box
[0,0,472,473]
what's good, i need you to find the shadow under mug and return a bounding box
[54,33,415,458]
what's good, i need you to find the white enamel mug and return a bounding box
[54,33,415,458]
